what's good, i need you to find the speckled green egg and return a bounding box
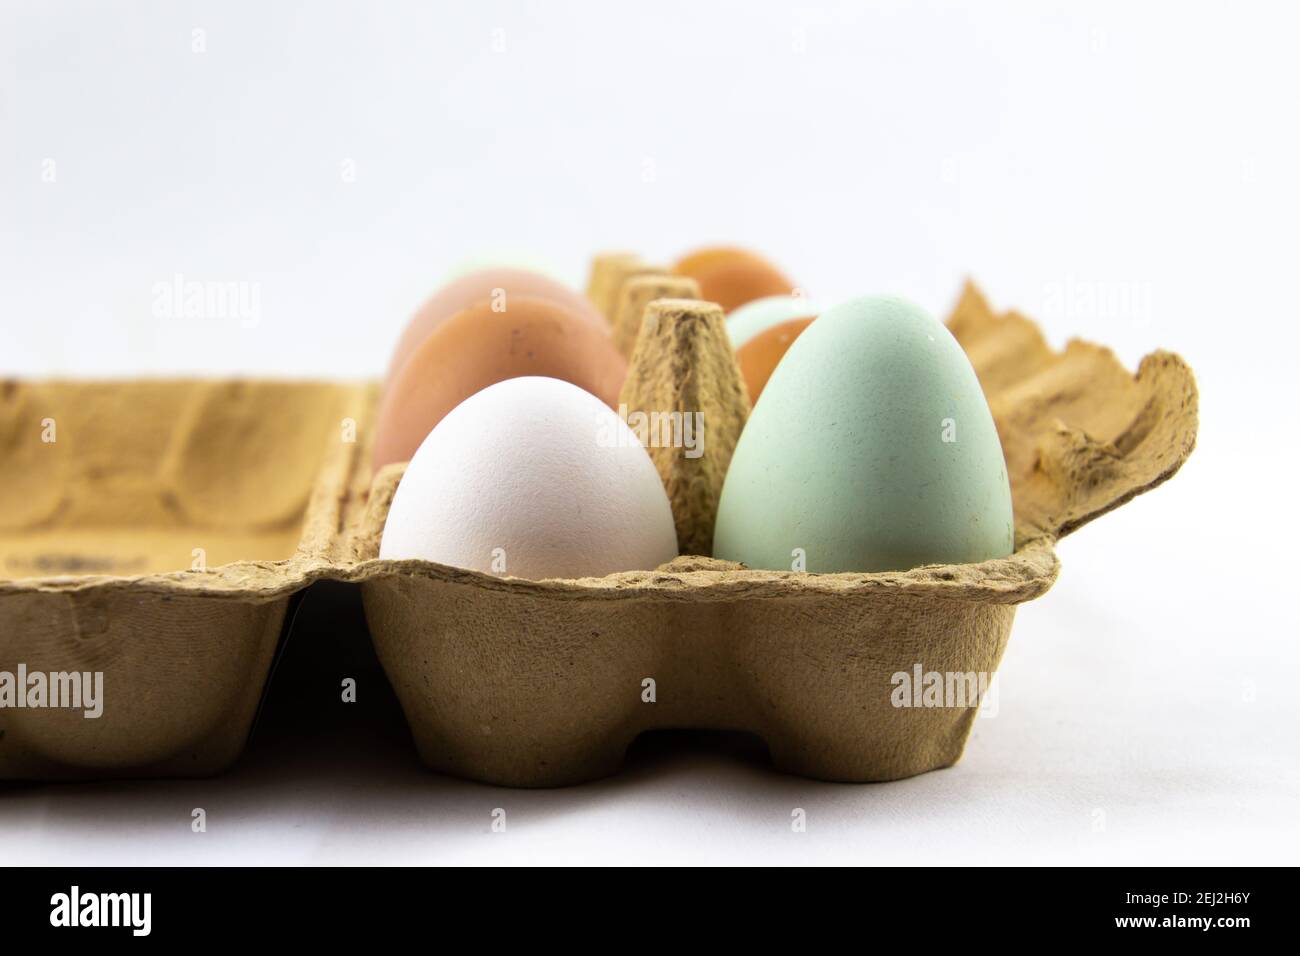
[712,295,1014,572]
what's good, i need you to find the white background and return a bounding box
[2,0,1297,865]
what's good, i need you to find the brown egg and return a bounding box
[736,316,816,404]
[384,268,608,389]
[672,246,794,312]
[372,295,627,469]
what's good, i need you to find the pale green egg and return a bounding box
[726,294,823,349]
[713,295,1014,573]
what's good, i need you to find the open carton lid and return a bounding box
[947,282,1198,546]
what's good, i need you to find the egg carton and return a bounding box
[0,278,1197,785]
[0,380,377,778]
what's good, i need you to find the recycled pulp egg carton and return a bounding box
[0,381,377,778]
[352,265,1198,787]
[0,269,1197,786]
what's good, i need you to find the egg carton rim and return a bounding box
[0,535,1059,605]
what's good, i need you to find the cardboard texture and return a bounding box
[0,381,376,778]
[611,274,701,358]
[619,298,750,556]
[0,277,1198,786]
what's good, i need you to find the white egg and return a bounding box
[379,376,678,580]
[726,294,823,350]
